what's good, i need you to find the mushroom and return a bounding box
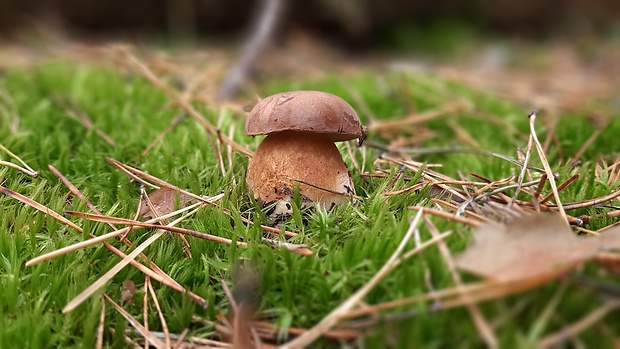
[245,91,365,218]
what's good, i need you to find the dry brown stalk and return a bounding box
[0,144,38,177]
[281,211,449,348]
[538,300,620,348]
[63,204,206,313]
[142,279,148,349]
[570,126,606,165]
[539,173,580,204]
[56,97,117,147]
[287,177,364,201]
[121,50,253,157]
[96,298,105,349]
[368,100,469,132]
[67,211,246,247]
[26,200,207,266]
[140,111,187,160]
[107,157,300,238]
[409,206,482,227]
[104,294,166,349]
[0,185,82,231]
[424,216,498,348]
[528,112,568,224]
[49,165,179,280]
[146,277,171,349]
[431,199,489,223]
[220,281,262,349]
[544,190,620,211]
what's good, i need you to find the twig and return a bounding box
[539,174,580,205]
[140,112,187,160]
[527,111,568,225]
[216,0,283,99]
[121,51,253,157]
[66,211,244,247]
[410,206,482,227]
[538,299,620,348]
[146,277,171,349]
[511,122,534,207]
[104,294,166,349]
[569,127,605,165]
[0,144,38,177]
[96,297,105,349]
[282,210,441,348]
[26,200,209,266]
[365,141,545,174]
[0,185,81,231]
[63,204,205,313]
[424,216,497,348]
[107,157,299,238]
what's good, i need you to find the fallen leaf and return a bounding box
[455,213,620,283]
[120,280,138,305]
[593,251,620,275]
[139,186,193,219]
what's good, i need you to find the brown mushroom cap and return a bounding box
[246,91,363,141]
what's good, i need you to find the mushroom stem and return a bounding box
[246,131,354,210]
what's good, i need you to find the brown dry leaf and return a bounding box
[121,280,138,306]
[455,213,620,283]
[139,187,193,219]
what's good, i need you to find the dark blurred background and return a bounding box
[1,0,619,46]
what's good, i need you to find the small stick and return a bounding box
[365,141,545,173]
[0,185,81,231]
[147,277,171,349]
[431,199,489,223]
[143,278,149,349]
[511,126,534,207]
[0,144,38,177]
[140,112,187,160]
[141,186,192,258]
[424,216,497,348]
[411,206,482,227]
[63,205,204,313]
[528,111,568,225]
[96,297,106,349]
[546,190,620,211]
[104,294,166,349]
[539,174,580,205]
[538,300,620,348]
[25,200,208,266]
[569,127,605,165]
[531,173,548,211]
[122,51,253,157]
[107,157,299,237]
[282,210,446,348]
[216,0,283,99]
[66,211,244,247]
[369,101,468,132]
[287,177,363,200]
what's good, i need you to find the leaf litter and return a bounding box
[2,46,620,347]
[455,212,620,283]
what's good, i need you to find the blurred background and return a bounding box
[1,0,619,44]
[1,0,619,104]
[0,0,620,44]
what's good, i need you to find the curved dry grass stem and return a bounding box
[121,50,254,157]
[63,205,205,313]
[0,144,38,177]
[528,112,568,225]
[281,209,448,348]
